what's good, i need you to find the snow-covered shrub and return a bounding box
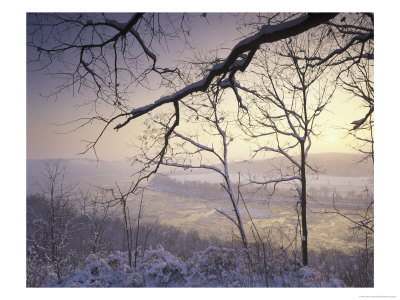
[42,245,346,287]
[26,246,48,287]
[309,247,372,287]
[262,256,345,287]
[187,246,246,287]
[139,246,188,287]
[296,266,344,287]
[48,252,144,287]
[336,248,373,287]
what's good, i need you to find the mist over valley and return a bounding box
[27,152,373,251]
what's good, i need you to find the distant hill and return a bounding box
[26,158,138,194]
[227,153,372,177]
[173,153,373,177]
[27,153,373,194]
[27,158,135,179]
[305,153,373,176]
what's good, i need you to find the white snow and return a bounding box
[43,246,345,287]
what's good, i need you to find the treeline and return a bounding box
[150,174,371,203]
[26,190,373,287]
[26,193,225,287]
[27,192,373,287]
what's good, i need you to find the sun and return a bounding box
[327,135,335,142]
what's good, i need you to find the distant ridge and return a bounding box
[27,152,373,194]
[171,152,373,177]
[225,153,372,177]
[26,158,137,194]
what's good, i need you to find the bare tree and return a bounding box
[108,180,146,268]
[303,13,374,161]
[324,189,374,286]
[232,28,337,266]
[133,192,145,268]
[339,42,374,163]
[114,184,133,267]
[78,188,116,254]
[27,13,338,170]
[27,161,77,281]
[137,88,249,251]
[321,14,374,284]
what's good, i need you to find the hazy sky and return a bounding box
[27,13,366,161]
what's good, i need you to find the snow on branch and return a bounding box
[304,132,312,159]
[351,106,374,130]
[128,26,157,66]
[256,145,301,169]
[250,175,301,185]
[304,32,373,67]
[77,14,146,51]
[160,161,225,177]
[115,13,337,130]
[173,131,215,153]
[215,209,239,228]
[153,117,225,165]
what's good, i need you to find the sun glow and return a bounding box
[327,135,335,142]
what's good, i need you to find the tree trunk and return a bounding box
[134,196,143,268]
[300,141,308,266]
[122,200,132,267]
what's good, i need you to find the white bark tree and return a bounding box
[137,88,250,251]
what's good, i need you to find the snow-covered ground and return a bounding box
[41,246,345,287]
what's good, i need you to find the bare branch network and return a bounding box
[28,12,374,268]
[28,13,345,156]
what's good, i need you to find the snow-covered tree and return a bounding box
[137,88,250,251]
[77,188,117,255]
[26,161,78,280]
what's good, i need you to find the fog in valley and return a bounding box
[27,153,373,251]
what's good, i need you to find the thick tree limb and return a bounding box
[114,13,338,130]
[351,106,374,130]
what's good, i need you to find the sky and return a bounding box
[26,13,246,160]
[26,13,365,162]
